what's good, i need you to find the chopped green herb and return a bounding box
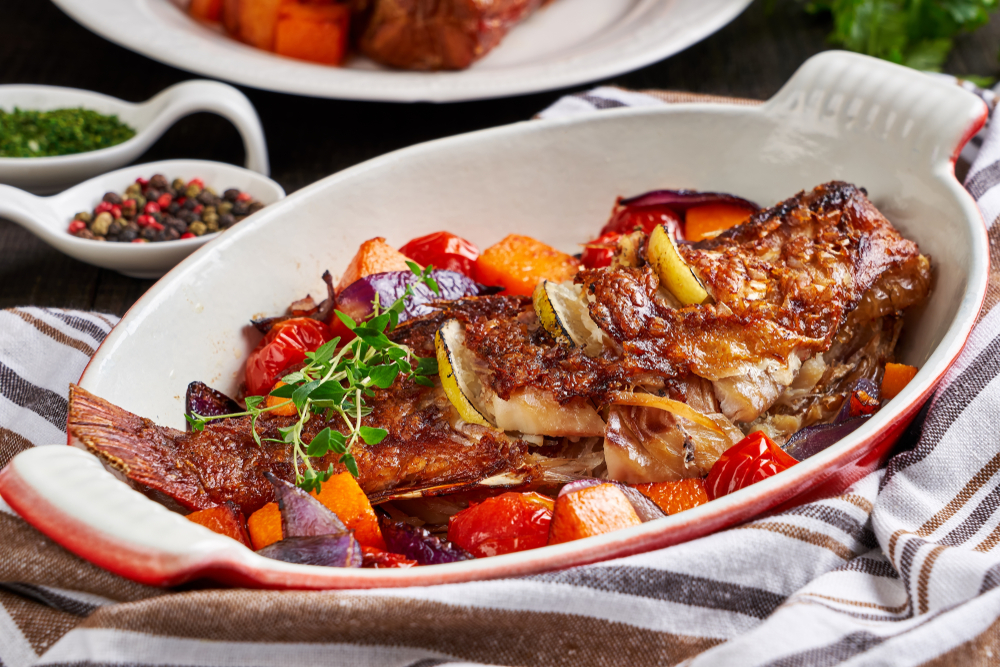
[0,107,136,158]
[187,263,442,494]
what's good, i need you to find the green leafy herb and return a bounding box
[0,107,136,158]
[799,0,998,72]
[187,264,441,493]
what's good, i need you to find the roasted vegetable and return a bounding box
[257,534,363,567]
[245,317,332,396]
[705,431,798,500]
[185,503,252,548]
[247,502,283,550]
[335,237,414,294]
[447,492,554,557]
[362,545,417,568]
[400,231,480,278]
[273,3,350,65]
[379,517,474,565]
[548,484,642,545]
[185,381,241,420]
[684,203,754,242]
[646,223,709,305]
[883,362,918,400]
[475,234,580,296]
[311,471,386,549]
[633,479,709,515]
[338,269,484,325]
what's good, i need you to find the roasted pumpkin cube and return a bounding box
[684,203,753,242]
[882,362,918,400]
[189,0,224,22]
[187,503,252,548]
[633,478,709,515]
[237,0,286,50]
[548,484,641,545]
[448,492,554,557]
[336,237,415,294]
[247,501,283,550]
[274,3,350,65]
[475,234,581,296]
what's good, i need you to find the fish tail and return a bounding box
[68,384,213,511]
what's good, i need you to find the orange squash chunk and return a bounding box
[633,478,709,516]
[313,472,386,550]
[882,362,918,400]
[237,0,286,50]
[475,234,581,296]
[336,237,415,294]
[548,484,641,545]
[187,504,252,548]
[684,203,753,242]
[247,472,386,550]
[265,380,297,416]
[247,501,283,550]
[274,3,349,65]
[189,0,223,22]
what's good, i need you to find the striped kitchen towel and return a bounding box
[4,83,1000,666]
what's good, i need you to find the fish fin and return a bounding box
[67,384,214,511]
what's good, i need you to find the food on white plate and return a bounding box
[68,180,927,568]
[189,0,554,70]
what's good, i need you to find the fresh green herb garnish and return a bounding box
[798,0,998,72]
[186,263,441,493]
[0,107,136,158]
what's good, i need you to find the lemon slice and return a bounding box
[435,319,493,427]
[647,224,709,305]
[532,280,606,356]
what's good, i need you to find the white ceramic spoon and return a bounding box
[0,80,269,193]
[0,159,285,278]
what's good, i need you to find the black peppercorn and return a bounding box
[219,213,236,229]
[232,201,250,217]
[103,192,123,205]
[149,174,168,190]
[223,188,240,202]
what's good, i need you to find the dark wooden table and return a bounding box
[3,0,999,315]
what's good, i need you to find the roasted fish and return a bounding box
[67,181,930,510]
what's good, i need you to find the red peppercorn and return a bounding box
[147,220,165,232]
[135,177,149,187]
[110,205,122,219]
[94,201,114,215]
[68,220,87,234]
[236,192,252,202]
[192,204,204,215]
[188,178,205,188]
[131,238,147,243]
[144,201,161,215]
[136,214,154,227]
[157,193,173,209]
[176,197,186,206]
[180,232,195,239]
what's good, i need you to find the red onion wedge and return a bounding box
[337,269,495,325]
[257,534,363,568]
[558,479,667,522]
[618,189,760,213]
[185,381,241,421]
[264,472,348,538]
[378,517,474,565]
[783,379,883,461]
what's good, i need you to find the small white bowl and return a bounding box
[0,159,285,278]
[0,81,269,194]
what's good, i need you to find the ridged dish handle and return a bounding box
[137,80,271,176]
[764,51,988,169]
[0,184,57,240]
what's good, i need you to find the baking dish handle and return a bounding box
[763,51,989,169]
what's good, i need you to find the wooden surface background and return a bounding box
[2,0,999,315]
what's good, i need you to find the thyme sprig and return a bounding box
[186,263,440,493]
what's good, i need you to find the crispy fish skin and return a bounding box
[68,379,533,516]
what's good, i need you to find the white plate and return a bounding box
[51,0,754,102]
[0,52,990,589]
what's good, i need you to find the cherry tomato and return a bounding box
[705,431,798,500]
[245,318,332,396]
[600,204,682,238]
[361,545,417,568]
[447,492,554,558]
[580,231,620,269]
[399,231,480,277]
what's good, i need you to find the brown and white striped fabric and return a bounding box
[5,83,1000,666]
